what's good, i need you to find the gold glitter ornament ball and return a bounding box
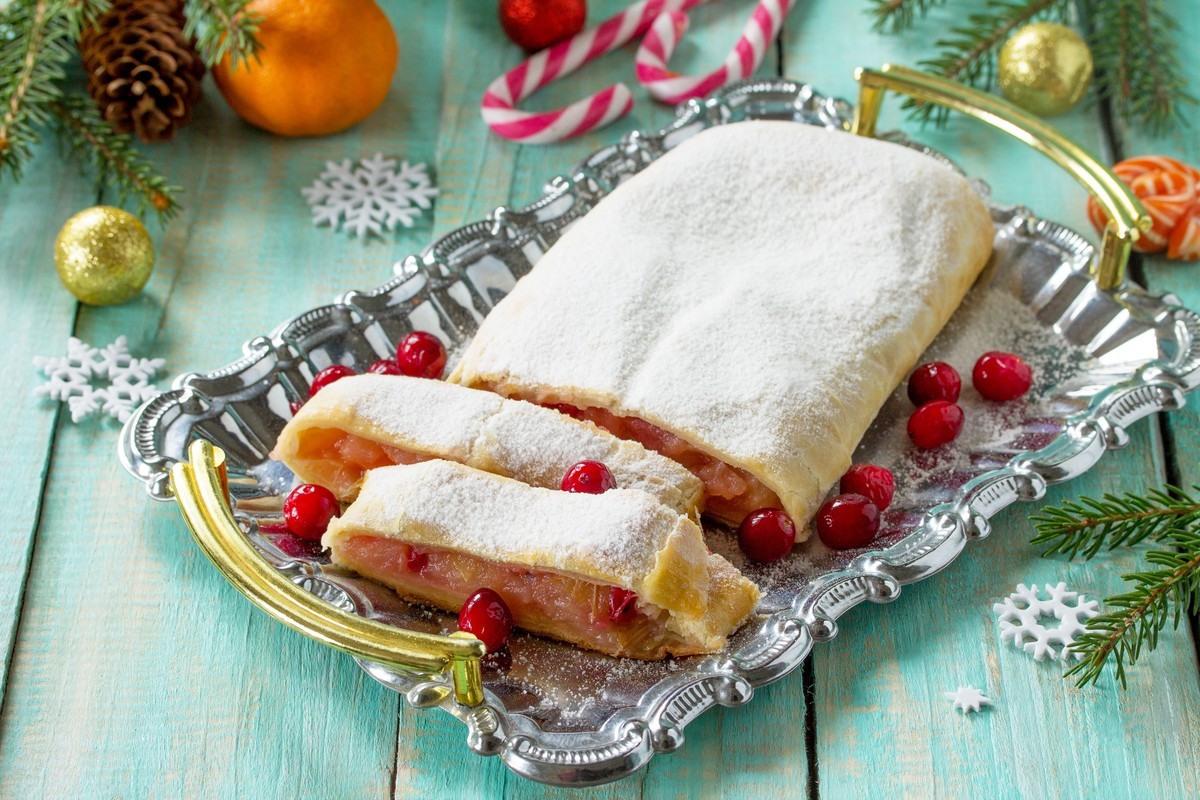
[998,23,1094,117]
[54,206,155,306]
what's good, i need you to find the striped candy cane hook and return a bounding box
[635,0,797,104]
[481,0,697,144]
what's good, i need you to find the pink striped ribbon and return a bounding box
[635,0,796,104]
[481,0,699,145]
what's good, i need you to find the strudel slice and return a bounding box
[451,121,994,533]
[273,374,703,518]
[324,461,760,658]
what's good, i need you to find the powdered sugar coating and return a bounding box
[326,461,706,593]
[277,374,702,515]
[453,121,994,530]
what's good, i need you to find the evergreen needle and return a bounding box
[867,0,950,33]
[183,0,261,68]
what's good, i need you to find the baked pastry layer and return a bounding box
[273,374,703,518]
[451,121,994,532]
[324,461,760,658]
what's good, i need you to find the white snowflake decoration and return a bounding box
[993,582,1100,661]
[32,336,164,423]
[301,153,439,239]
[944,685,992,714]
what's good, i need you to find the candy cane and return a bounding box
[481,0,700,144]
[635,0,797,104]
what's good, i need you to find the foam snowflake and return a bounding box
[993,582,1100,661]
[301,153,439,239]
[32,336,164,423]
[944,685,992,714]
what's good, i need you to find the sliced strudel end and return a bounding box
[273,374,704,519]
[450,121,995,533]
[323,460,760,659]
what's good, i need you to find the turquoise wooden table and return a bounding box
[3,1,1200,796]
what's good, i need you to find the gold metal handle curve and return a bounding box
[851,64,1150,290]
[170,440,486,706]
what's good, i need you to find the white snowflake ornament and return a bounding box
[301,153,439,239]
[993,582,1100,661]
[944,685,992,714]
[33,336,164,423]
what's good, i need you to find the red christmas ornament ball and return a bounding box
[499,0,587,52]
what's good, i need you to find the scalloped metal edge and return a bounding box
[118,78,1200,787]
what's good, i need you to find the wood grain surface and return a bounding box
[0,1,1197,797]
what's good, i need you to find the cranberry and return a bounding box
[737,508,796,562]
[544,402,583,419]
[458,588,513,651]
[840,465,895,511]
[907,361,961,405]
[561,460,616,494]
[283,483,340,542]
[816,493,880,550]
[272,533,324,559]
[608,588,639,624]
[308,364,355,397]
[973,351,1033,401]
[367,358,403,376]
[406,546,428,574]
[288,400,305,416]
[907,400,964,449]
[396,331,447,379]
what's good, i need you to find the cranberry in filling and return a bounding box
[334,535,676,659]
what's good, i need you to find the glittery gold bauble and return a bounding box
[998,23,1094,117]
[54,206,155,305]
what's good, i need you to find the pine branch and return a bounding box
[909,0,1072,124]
[1030,485,1200,559]
[0,0,75,178]
[52,94,180,220]
[1063,529,1200,687]
[182,0,261,68]
[1084,0,1196,136]
[62,0,109,38]
[867,0,949,33]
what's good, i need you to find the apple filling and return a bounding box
[522,397,780,525]
[283,427,432,499]
[334,535,679,659]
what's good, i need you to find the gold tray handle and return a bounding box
[851,64,1151,290]
[170,440,487,706]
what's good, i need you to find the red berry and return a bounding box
[561,460,616,494]
[737,508,796,562]
[288,400,305,416]
[608,587,639,624]
[972,351,1033,401]
[283,484,340,542]
[406,546,428,574]
[309,365,356,397]
[907,361,961,405]
[816,493,880,550]
[840,465,895,511]
[907,400,964,449]
[396,331,447,379]
[544,402,583,419]
[367,358,404,376]
[458,588,513,651]
[498,0,587,52]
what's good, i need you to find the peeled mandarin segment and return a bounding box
[1167,204,1200,261]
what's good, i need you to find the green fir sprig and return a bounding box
[869,0,1195,133]
[182,0,261,69]
[1030,484,1200,687]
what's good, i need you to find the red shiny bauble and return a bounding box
[561,460,616,494]
[459,588,514,651]
[498,0,587,52]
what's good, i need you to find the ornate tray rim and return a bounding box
[119,78,1200,786]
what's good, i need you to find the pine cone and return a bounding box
[79,0,205,143]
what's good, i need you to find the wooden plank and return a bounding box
[0,144,91,700]
[392,2,808,796]
[781,1,1200,796]
[0,2,447,796]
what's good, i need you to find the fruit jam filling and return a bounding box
[335,536,676,659]
[285,428,433,497]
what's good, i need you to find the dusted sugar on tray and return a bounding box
[451,120,995,536]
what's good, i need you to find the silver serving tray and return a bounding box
[120,79,1200,786]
